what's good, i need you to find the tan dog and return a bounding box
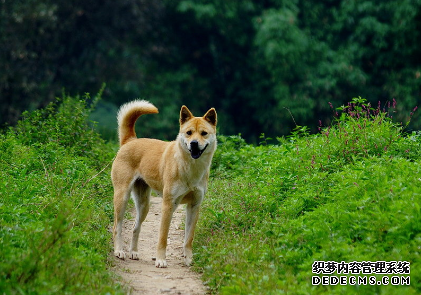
[111,100,217,268]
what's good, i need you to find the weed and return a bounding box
[195,98,420,294]
[0,94,124,294]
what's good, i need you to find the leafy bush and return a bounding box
[195,98,420,294]
[13,89,113,168]
[0,95,122,294]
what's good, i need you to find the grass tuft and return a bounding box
[195,97,420,294]
[0,93,123,294]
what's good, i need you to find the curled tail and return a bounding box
[117,100,159,146]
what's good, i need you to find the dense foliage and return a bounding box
[1,81,419,294]
[0,95,124,294]
[0,0,164,127]
[1,0,420,142]
[195,98,421,294]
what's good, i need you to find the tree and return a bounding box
[2,0,420,141]
[0,0,164,127]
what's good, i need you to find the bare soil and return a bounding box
[112,196,208,295]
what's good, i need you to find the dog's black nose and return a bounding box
[190,140,199,148]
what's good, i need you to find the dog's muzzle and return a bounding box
[189,140,208,159]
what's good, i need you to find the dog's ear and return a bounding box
[203,108,217,126]
[180,106,194,125]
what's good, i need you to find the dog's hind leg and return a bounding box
[129,179,151,260]
[113,186,131,259]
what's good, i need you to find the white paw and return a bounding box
[115,250,126,260]
[155,259,168,268]
[129,252,140,260]
[183,249,193,266]
[184,256,193,266]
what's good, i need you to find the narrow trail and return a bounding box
[112,196,208,295]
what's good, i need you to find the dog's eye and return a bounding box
[186,130,192,136]
[201,131,208,136]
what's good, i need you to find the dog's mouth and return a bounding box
[189,141,208,159]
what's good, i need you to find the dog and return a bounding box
[111,100,217,268]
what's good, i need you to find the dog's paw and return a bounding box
[115,250,126,260]
[155,259,168,268]
[129,251,140,260]
[184,256,193,266]
[183,249,193,266]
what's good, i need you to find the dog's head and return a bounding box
[178,106,217,160]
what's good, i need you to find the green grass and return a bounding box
[1,95,419,294]
[0,94,124,294]
[194,98,421,294]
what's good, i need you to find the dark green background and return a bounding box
[1,0,420,142]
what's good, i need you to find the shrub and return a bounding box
[0,95,123,294]
[13,89,114,168]
[196,98,420,294]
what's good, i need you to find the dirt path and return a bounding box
[113,196,208,295]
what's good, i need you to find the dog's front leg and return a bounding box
[156,196,176,268]
[184,200,201,266]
